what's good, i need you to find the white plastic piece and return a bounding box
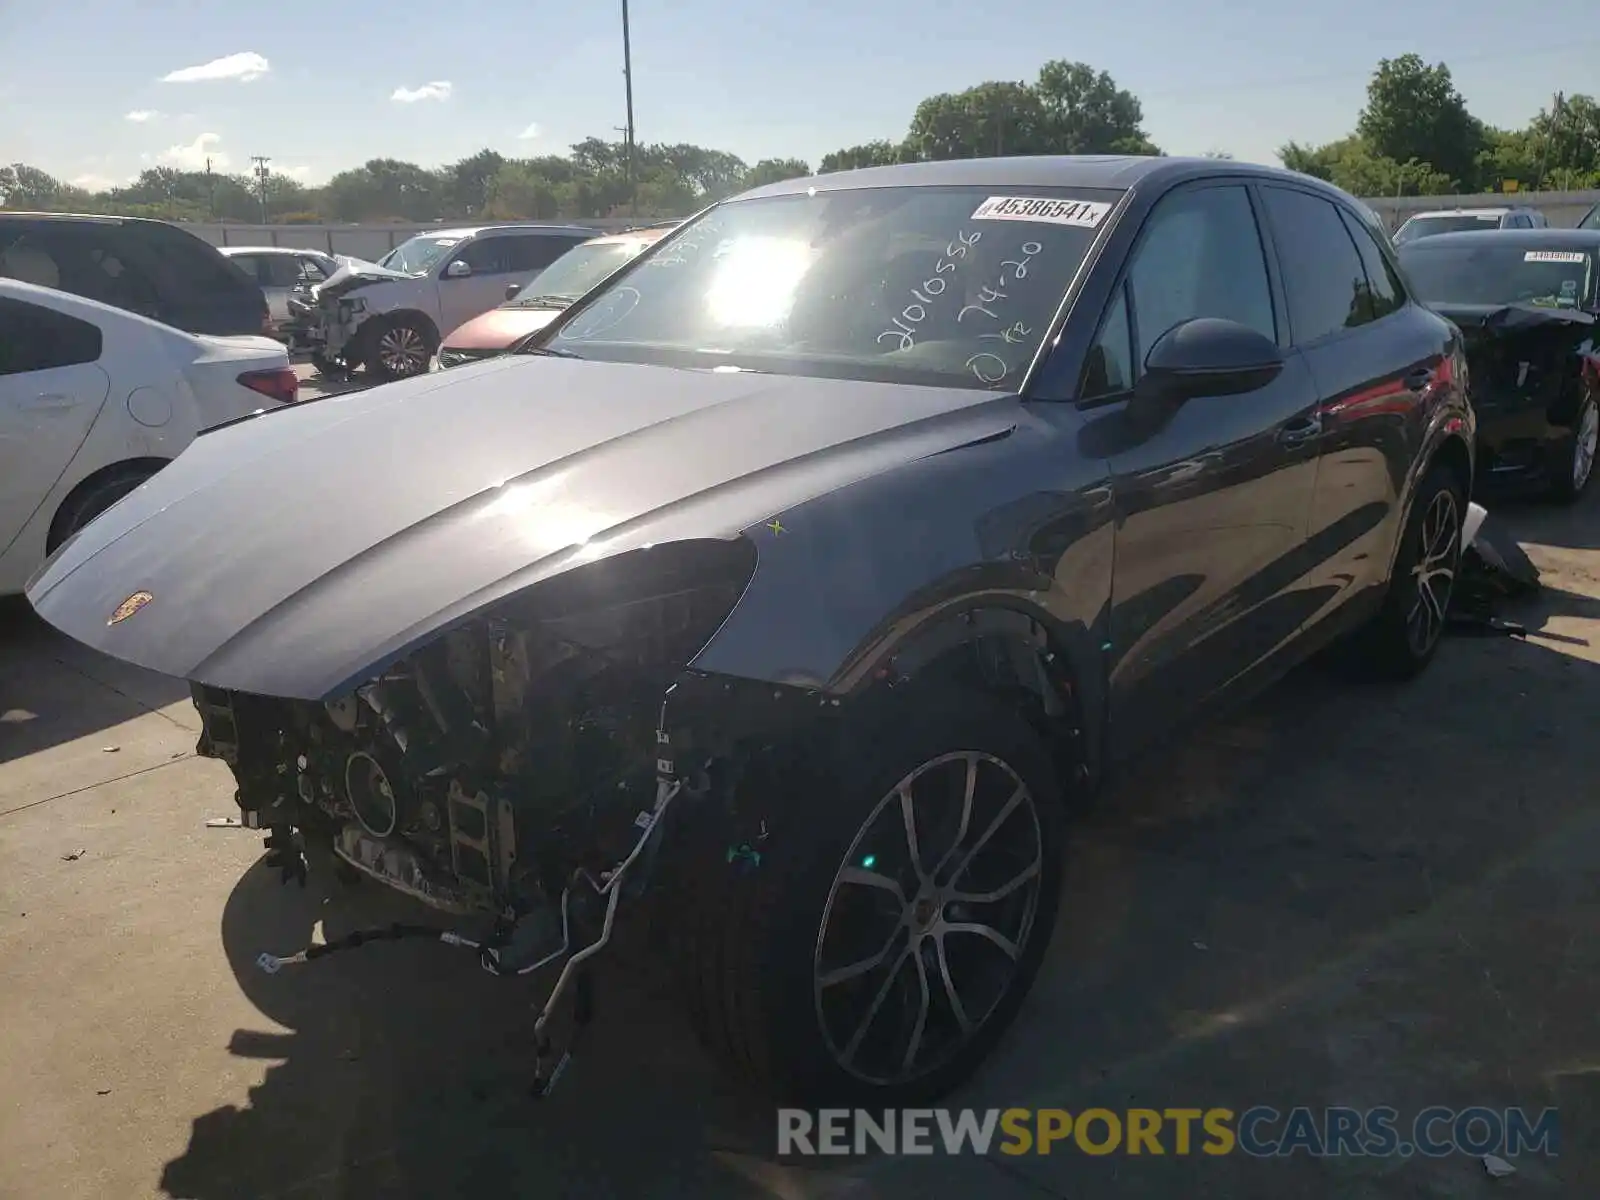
[1463,501,1489,550]
[256,952,284,975]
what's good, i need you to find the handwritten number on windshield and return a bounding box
[961,241,1043,387]
[648,220,723,268]
[876,229,982,350]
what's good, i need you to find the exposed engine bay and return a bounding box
[189,541,758,1090]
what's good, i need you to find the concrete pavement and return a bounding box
[2,490,1598,1198]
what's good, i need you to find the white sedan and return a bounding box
[0,279,298,595]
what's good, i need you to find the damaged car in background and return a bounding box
[1400,229,1600,501]
[26,156,1475,1106]
[300,223,594,380]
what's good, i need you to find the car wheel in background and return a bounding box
[1549,391,1599,504]
[670,686,1066,1106]
[1352,461,1466,679]
[365,316,435,381]
[46,464,160,555]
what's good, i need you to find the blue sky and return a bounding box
[2,0,1596,189]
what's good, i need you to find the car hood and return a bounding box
[442,305,562,351]
[26,356,1018,700]
[314,257,417,302]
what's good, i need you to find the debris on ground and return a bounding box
[101,745,119,753]
[1450,504,1540,638]
[204,817,243,829]
[95,1088,111,1097]
[1483,1154,1517,1178]
[60,848,87,861]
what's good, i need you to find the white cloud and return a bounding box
[160,52,270,84]
[391,81,452,104]
[517,122,541,140]
[158,132,228,171]
[276,164,313,181]
[125,110,161,123]
[71,173,130,192]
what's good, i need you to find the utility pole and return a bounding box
[250,155,271,224]
[1533,92,1563,192]
[621,0,637,216]
[205,157,216,220]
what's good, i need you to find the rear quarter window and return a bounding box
[121,223,255,297]
[0,297,104,376]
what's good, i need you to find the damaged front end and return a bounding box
[1437,302,1598,485]
[300,259,412,365]
[195,538,759,1089]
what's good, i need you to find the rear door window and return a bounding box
[1337,207,1406,321]
[1259,186,1374,344]
[508,234,589,273]
[0,297,104,376]
[258,255,304,288]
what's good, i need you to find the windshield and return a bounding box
[377,234,467,276]
[504,239,652,308]
[1394,213,1502,244]
[1580,205,1600,231]
[1400,242,1595,310]
[529,185,1119,390]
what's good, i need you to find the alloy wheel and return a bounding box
[1573,400,1598,491]
[1406,488,1460,655]
[377,326,429,376]
[812,751,1044,1086]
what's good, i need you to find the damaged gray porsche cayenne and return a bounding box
[25,156,1474,1106]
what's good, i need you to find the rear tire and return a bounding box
[1352,461,1465,679]
[670,687,1065,1106]
[364,316,435,381]
[47,465,158,555]
[1549,390,1598,504]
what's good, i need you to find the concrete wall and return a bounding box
[181,218,644,260]
[179,188,1598,257]
[1362,188,1598,231]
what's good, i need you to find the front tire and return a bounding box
[1354,461,1465,679]
[364,316,435,381]
[1549,390,1598,504]
[673,688,1065,1106]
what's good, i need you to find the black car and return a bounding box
[1399,229,1600,500]
[26,156,1473,1106]
[0,212,270,337]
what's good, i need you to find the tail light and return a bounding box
[237,367,299,404]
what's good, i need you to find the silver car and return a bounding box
[220,246,342,337]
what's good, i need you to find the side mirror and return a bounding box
[1137,317,1285,404]
[445,260,472,279]
[505,282,522,300]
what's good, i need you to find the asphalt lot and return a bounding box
[2,388,1598,1197]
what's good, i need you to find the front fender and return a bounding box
[688,403,1115,718]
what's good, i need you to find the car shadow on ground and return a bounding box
[157,567,1600,1198]
[0,597,190,766]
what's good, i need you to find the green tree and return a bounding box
[1032,60,1159,155]
[906,81,1046,159]
[817,140,908,173]
[741,157,812,189]
[1356,54,1484,189]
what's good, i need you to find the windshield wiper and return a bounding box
[518,294,581,307]
[515,343,584,358]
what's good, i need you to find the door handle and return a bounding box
[1277,414,1322,446]
[1404,367,1435,392]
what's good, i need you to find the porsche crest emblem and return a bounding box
[108,591,154,626]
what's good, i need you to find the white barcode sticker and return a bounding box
[1524,250,1587,263]
[970,196,1111,228]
